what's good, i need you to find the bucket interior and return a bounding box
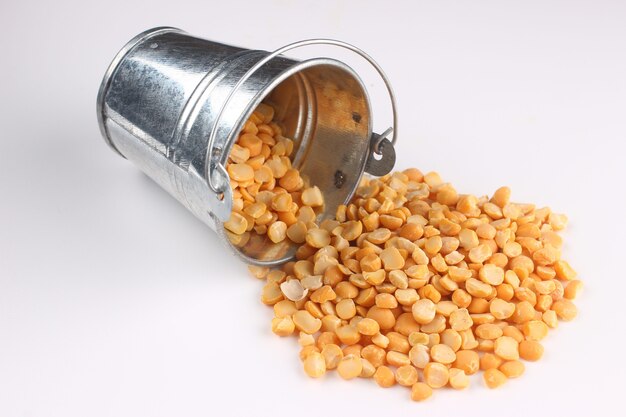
[222,61,372,265]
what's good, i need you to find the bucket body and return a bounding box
[97,27,395,265]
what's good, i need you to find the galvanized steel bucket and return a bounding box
[97,27,398,266]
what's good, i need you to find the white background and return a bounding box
[1,1,625,416]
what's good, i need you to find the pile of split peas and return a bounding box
[224,102,324,246]
[230,103,581,401]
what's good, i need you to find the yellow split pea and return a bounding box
[249,168,580,402]
[225,102,324,245]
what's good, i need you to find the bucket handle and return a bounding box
[206,38,398,194]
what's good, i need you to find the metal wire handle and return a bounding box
[205,38,399,194]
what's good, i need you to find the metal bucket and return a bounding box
[97,27,397,266]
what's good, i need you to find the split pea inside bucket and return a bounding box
[97,27,398,266]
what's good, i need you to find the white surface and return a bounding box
[1,1,625,416]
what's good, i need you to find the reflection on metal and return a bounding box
[97,27,398,266]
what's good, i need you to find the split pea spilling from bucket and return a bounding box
[97,27,398,266]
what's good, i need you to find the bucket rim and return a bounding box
[213,57,373,267]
